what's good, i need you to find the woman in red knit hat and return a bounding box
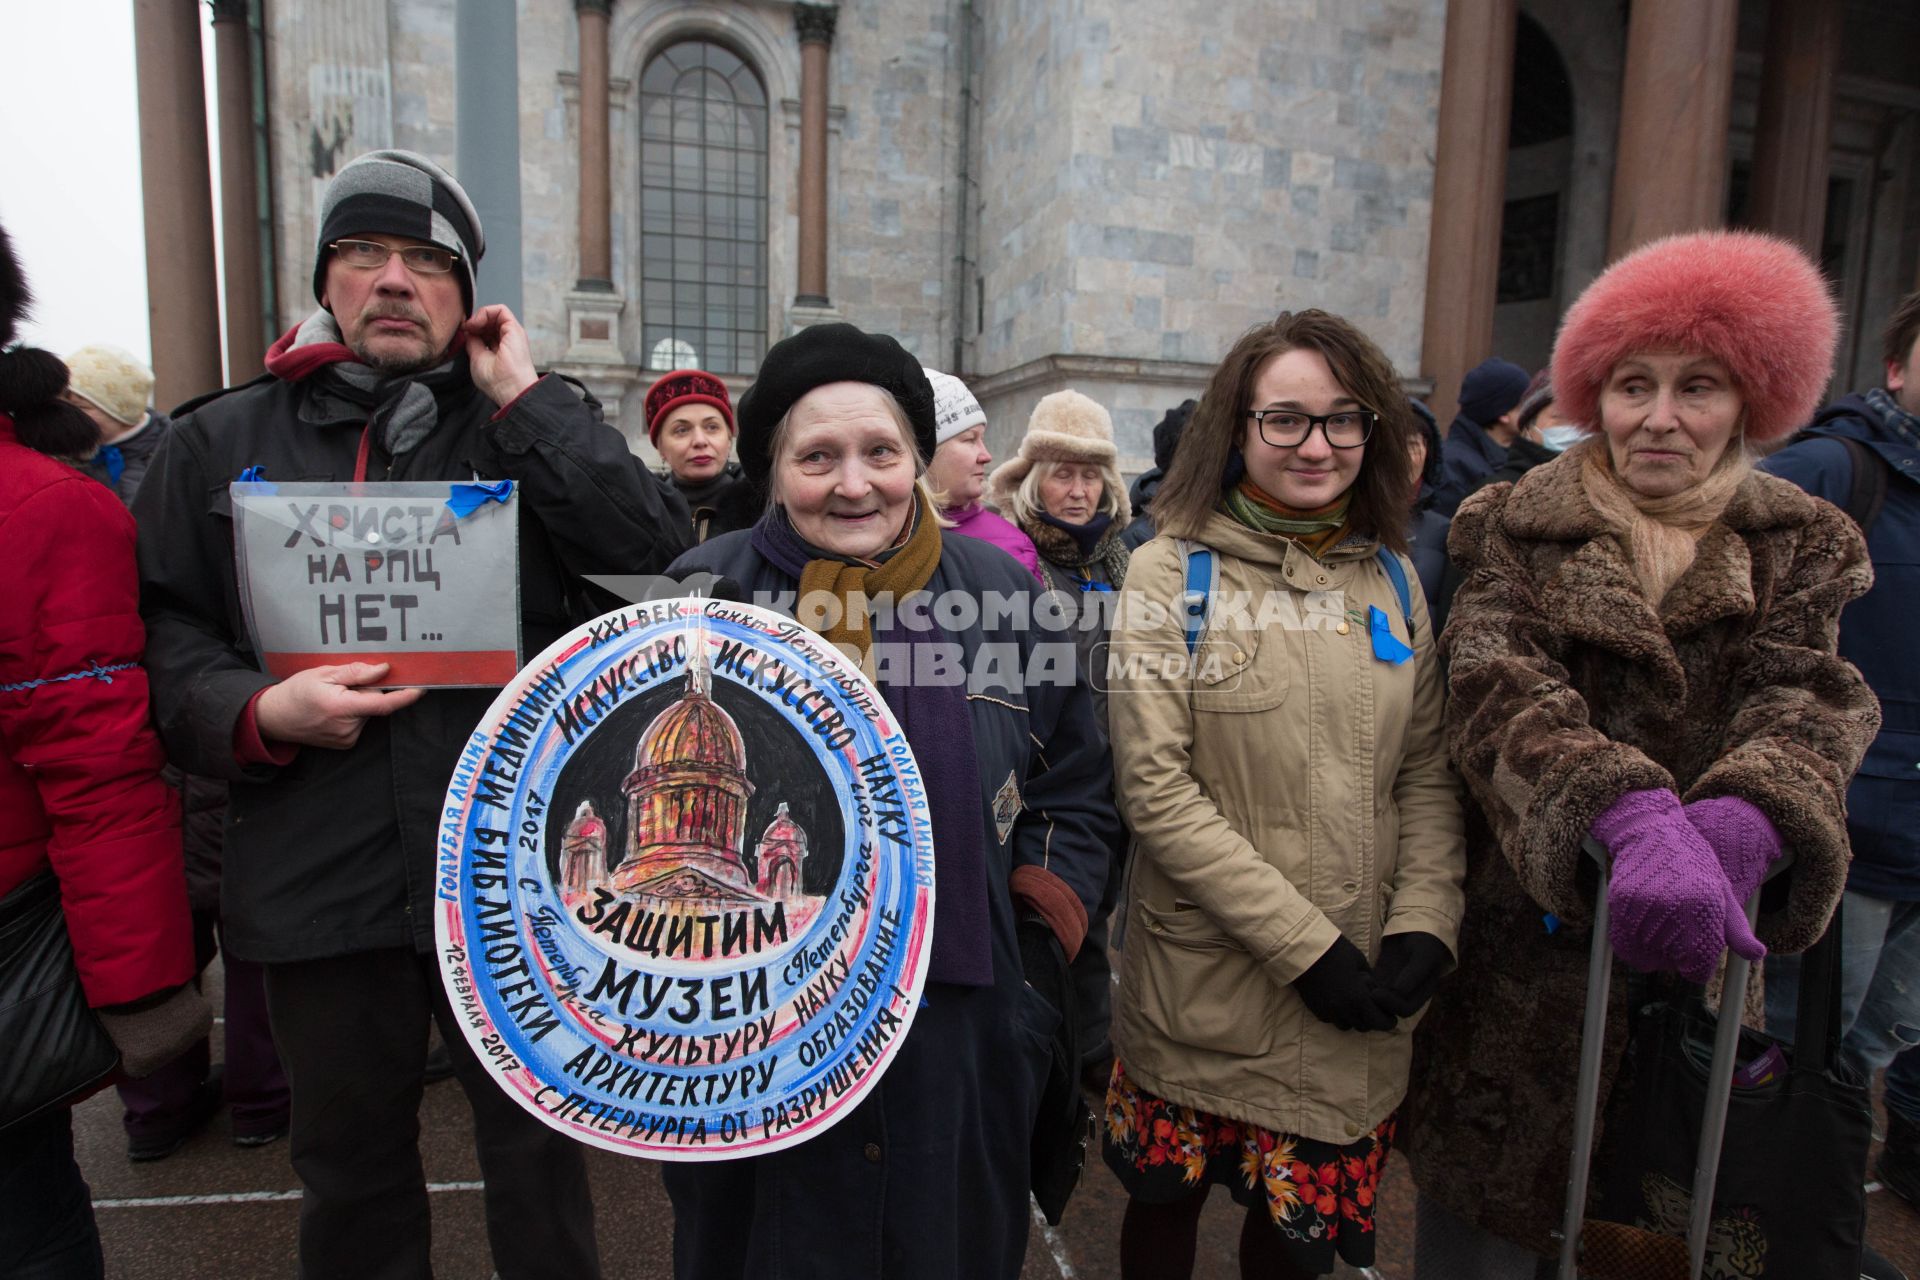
[646,369,757,542]
[1404,230,1882,1273]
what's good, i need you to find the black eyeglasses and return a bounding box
[329,239,460,275]
[1247,409,1377,449]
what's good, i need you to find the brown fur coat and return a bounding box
[1404,449,1879,1254]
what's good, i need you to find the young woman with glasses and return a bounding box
[1100,309,1465,1279]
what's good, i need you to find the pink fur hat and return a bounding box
[1549,229,1838,445]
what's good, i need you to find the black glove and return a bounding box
[1371,931,1454,1020]
[1292,935,1396,1033]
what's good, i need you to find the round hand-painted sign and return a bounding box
[435,597,935,1159]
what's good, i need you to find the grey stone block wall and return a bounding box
[262,0,1443,455]
[970,0,1444,462]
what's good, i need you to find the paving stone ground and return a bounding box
[75,960,1920,1278]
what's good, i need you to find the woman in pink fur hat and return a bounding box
[1403,230,1882,1273]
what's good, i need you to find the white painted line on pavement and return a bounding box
[1029,1198,1077,1279]
[95,1181,485,1209]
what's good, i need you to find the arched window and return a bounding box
[639,40,769,375]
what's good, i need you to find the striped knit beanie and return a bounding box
[312,150,486,314]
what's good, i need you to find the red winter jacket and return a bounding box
[0,416,191,1006]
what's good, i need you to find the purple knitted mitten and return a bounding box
[1591,788,1766,984]
[1684,795,1784,906]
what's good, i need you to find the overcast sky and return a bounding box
[1,3,221,367]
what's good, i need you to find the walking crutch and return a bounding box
[1557,837,1792,1280]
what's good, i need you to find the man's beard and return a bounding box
[348,310,449,377]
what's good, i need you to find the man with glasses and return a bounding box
[132,149,688,1278]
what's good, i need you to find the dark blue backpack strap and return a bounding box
[1375,546,1415,645]
[1179,540,1216,655]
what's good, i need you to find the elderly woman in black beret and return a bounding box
[661,322,1118,1279]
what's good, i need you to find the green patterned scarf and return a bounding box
[1222,479,1351,558]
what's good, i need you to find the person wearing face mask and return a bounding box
[648,369,757,543]
[1102,310,1464,1280]
[1477,371,1584,492]
[1404,230,1879,1276]
[660,322,1118,1280]
[920,367,1043,581]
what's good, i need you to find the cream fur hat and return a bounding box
[987,389,1127,517]
[64,345,154,428]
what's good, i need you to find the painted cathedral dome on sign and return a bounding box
[633,668,748,776]
[612,654,764,901]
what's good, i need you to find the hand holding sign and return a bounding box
[255,661,425,749]
[230,481,522,688]
[465,305,539,408]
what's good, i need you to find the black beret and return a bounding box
[736,323,937,491]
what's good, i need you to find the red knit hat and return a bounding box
[645,370,734,444]
[1549,229,1838,445]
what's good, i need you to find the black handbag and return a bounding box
[1597,903,1869,1278]
[1021,915,1090,1226]
[0,872,120,1133]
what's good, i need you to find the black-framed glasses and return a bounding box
[1248,408,1377,449]
[329,239,460,275]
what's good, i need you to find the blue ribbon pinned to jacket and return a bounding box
[446,479,514,518]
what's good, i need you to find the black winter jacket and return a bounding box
[660,527,1116,1278]
[133,367,690,962]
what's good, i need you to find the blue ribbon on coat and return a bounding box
[446,479,514,518]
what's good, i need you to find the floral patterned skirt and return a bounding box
[1101,1058,1397,1272]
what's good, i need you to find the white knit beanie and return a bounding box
[923,368,987,445]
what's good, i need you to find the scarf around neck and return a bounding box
[1223,480,1352,559]
[1024,510,1130,591]
[1865,387,1920,452]
[266,310,467,466]
[750,494,992,986]
[1578,437,1750,606]
[673,465,743,512]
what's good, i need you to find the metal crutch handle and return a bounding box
[1556,835,1793,1280]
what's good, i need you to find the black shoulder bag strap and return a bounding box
[1790,427,1888,537]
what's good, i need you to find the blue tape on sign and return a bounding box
[1369,605,1413,665]
[234,466,277,494]
[446,478,514,518]
[1081,580,1114,592]
[1543,913,1561,935]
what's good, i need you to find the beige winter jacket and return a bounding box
[1107,512,1464,1144]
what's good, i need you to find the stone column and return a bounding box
[210,0,265,380]
[1748,0,1842,255]
[1418,0,1517,428]
[564,0,625,365]
[133,0,223,405]
[793,3,837,309]
[455,1,523,313]
[1607,0,1739,260]
[575,0,613,290]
